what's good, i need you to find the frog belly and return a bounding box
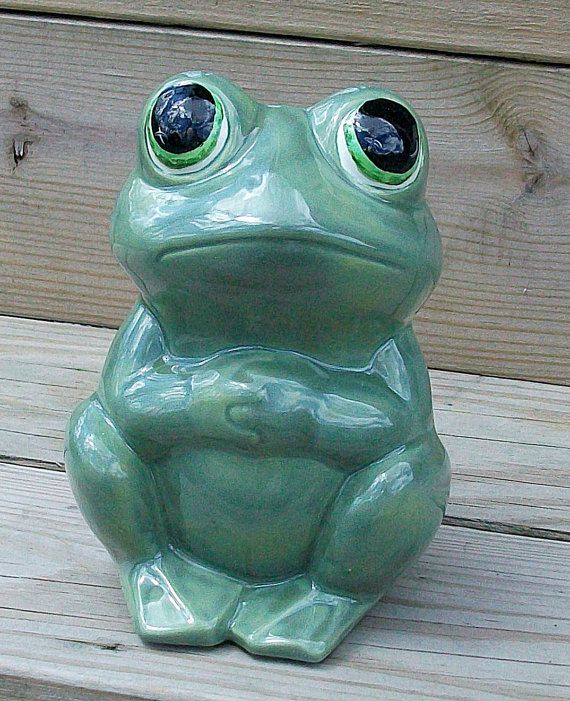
[151,449,345,581]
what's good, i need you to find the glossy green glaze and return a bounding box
[65,72,450,663]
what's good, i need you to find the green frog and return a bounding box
[65,72,450,662]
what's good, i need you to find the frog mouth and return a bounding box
[157,230,405,270]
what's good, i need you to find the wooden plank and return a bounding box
[1,461,569,700]
[0,0,568,64]
[1,315,569,536]
[0,16,569,384]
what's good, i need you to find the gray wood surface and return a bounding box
[0,0,568,64]
[1,14,569,383]
[1,461,569,700]
[1,315,569,537]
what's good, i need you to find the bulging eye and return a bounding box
[342,98,420,186]
[146,82,228,172]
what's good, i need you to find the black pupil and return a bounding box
[353,99,419,174]
[151,83,216,154]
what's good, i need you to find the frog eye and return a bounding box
[146,82,227,172]
[342,98,420,186]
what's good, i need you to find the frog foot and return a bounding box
[122,548,244,646]
[229,576,375,662]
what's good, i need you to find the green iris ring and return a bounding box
[343,121,418,186]
[146,93,224,169]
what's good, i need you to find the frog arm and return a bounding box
[100,300,166,383]
[97,300,196,443]
[310,326,434,468]
[308,388,407,470]
[97,301,258,453]
[321,325,432,426]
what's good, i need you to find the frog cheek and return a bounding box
[340,98,422,189]
[145,81,228,175]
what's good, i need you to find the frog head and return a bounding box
[111,72,442,367]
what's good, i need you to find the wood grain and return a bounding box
[0,0,568,64]
[1,461,569,700]
[1,314,569,536]
[0,15,569,384]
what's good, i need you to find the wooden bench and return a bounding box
[1,3,569,698]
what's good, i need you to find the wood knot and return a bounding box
[515,128,548,194]
[10,96,29,111]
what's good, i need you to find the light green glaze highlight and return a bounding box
[343,118,418,185]
[146,92,224,169]
[65,72,450,663]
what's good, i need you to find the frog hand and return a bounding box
[189,376,263,450]
[224,378,401,466]
[225,378,319,455]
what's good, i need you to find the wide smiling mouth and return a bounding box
[157,230,405,270]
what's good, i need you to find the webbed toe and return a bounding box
[229,576,374,662]
[123,549,244,646]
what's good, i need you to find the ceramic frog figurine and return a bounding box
[65,72,450,663]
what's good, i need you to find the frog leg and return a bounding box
[230,434,449,662]
[65,395,243,646]
[309,433,450,599]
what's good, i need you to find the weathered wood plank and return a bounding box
[0,0,568,64]
[1,315,569,535]
[1,462,569,700]
[0,15,569,383]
